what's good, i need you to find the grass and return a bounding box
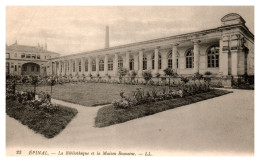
[16,83,170,106]
[95,89,232,127]
[6,99,78,138]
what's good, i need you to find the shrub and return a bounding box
[204,71,212,75]
[142,70,152,84]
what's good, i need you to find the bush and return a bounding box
[142,70,152,84]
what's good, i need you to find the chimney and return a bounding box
[105,26,109,48]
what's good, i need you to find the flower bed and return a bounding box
[6,90,78,138]
[95,89,232,127]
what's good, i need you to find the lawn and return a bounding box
[6,99,78,138]
[95,89,232,127]
[17,83,170,106]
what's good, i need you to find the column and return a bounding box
[154,47,159,74]
[104,54,108,75]
[69,60,72,75]
[172,43,179,72]
[138,50,143,76]
[96,56,99,74]
[147,53,152,70]
[193,40,200,73]
[134,54,139,72]
[58,61,61,75]
[88,57,92,74]
[125,51,130,70]
[114,53,118,75]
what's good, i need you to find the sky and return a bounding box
[6,6,254,56]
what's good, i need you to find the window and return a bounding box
[32,66,35,72]
[168,51,172,68]
[158,54,162,69]
[37,66,39,72]
[21,53,25,58]
[6,53,10,59]
[108,58,113,71]
[143,56,147,70]
[118,56,123,68]
[92,60,96,71]
[14,65,17,71]
[73,61,75,72]
[6,62,10,74]
[207,45,219,68]
[37,55,40,59]
[85,60,88,72]
[32,54,36,59]
[99,60,104,71]
[129,58,134,70]
[186,49,194,68]
[23,65,27,71]
[152,53,162,70]
[26,54,31,59]
[79,61,82,72]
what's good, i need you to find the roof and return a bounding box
[6,43,59,55]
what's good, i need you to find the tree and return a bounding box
[118,67,128,83]
[30,75,39,99]
[130,71,137,83]
[163,68,178,88]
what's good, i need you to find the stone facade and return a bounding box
[46,13,253,80]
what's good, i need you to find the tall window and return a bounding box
[108,58,113,71]
[152,53,162,70]
[78,61,81,72]
[37,55,40,59]
[14,65,17,71]
[6,62,9,74]
[32,65,35,72]
[23,65,27,71]
[85,60,88,72]
[207,45,219,68]
[92,60,96,71]
[118,56,123,68]
[99,60,104,71]
[129,57,134,70]
[168,50,172,68]
[143,55,147,70]
[73,61,75,72]
[186,49,194,68]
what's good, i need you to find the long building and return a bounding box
[48,13,254,82]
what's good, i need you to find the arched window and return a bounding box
[99,59,104,71]
[129,56,134,71]
[85,60,88,72]
[143,55,147,70]
[186,49,194,68]
[168,50,172,68]
[92,60,96,71]
[118,56,123,68]
[73,61,76,72]
[152,53,162,70]
[108,58,113,71]
[207,45,219,68]
[78,61,81,72]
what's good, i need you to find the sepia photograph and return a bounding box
[5,5,254,157]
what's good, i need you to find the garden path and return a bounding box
[6,89,254,156]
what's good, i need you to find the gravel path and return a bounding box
[6,89,254,156]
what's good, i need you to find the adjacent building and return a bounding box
[6,41,60,76]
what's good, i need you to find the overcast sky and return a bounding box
[6,6,254,55]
